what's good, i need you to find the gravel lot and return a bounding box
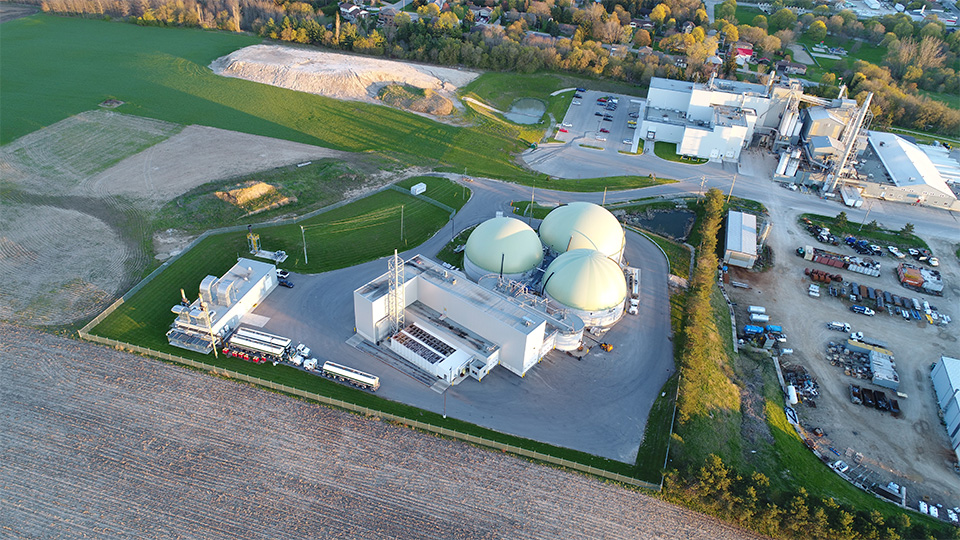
[0,323,762,540]
[724,197,960,512]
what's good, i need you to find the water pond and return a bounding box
[503,98,546,124]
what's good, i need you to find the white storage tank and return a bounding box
[787,385,799,404]
[750,314,770,323]
[464,217,543,281]
[539,202,625,262]
[541,249,627,327]
[747,305,766,314]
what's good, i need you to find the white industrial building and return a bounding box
[354,254,585,383]
[931,355,960,462]
[852,132,959,209]
[538,201,625,262]
[641,76,808,162]
[723,211,758,268]
[463,216,543,281]
[167,258,277,353]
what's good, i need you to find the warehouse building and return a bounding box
[849,131,959,210]
[723,211,758,268]
[167,258,277,353]
[932,355,960,462]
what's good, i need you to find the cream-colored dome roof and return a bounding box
[465,217,543,274]
[539,202,624,258]
[541,249,626,311]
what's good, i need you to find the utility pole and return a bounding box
[726,174,737,205]
[300,225,308,265]
[400,204,404,241]
[529,181,535,226]
[602,187,607,206]
[699,175,707,199]
[858,200,874,232]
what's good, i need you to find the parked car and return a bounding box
[576,87,586,92]
[276,269,290,279]
[599,128,610,133]
[622,139,633,144]
[572,100,581,105]
[595,136,607,141]
[602,117,612,122]
[558,128,568,133]
[574,94,583,99]
[595,112,603,116]
[887,246,905,258]
[278,278,294,288]
[833,460,850,473]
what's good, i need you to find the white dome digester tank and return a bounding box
[463,216,544,281]
[540,248,627,328]
[538,201,625,263]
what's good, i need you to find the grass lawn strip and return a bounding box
[799,213,929,250]
[653,142,707,164]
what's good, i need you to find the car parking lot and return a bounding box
[724,213,960,512]
[554,90,644,154]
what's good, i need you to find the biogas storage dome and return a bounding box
[464,217,543,281]
[541,249,626,327]
[539,202,625,262]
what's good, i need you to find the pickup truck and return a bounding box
[850,305,875,316]
[828,321,851,332]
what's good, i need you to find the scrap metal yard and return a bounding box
[723,199,960,512]
[0,323,761,540]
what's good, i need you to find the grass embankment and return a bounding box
[511,200,555,219]
[800,213,929,251]
[654,142,708,164]
[631,231,690,482]
[154,160,382,234]
[0,15,538,182]
[395,175,471,211]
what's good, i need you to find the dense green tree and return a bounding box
[769,8,796,32]
[806,19,827,43]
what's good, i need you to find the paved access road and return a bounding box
[1,323,764,540]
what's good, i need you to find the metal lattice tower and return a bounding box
[387,249,405,335]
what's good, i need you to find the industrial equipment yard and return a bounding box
[723,199,960,508]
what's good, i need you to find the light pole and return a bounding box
[858,200,874,232]
[300,225,308,265]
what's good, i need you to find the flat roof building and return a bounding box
[932,355,960,462]
[723,211,758,268]
[167,258,277,353]
[354,254,584,383]
[868,131,957,204]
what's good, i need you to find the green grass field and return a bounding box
[654,142,707,164]
[800,213,929,250]
[0,15,538,181]
[395,175,471,211]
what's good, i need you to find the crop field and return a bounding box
[0,110,181,193]
[1,15,539,181]
[2,323,763,539]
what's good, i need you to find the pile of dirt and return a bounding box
[377,84,454,115]
[215,181,296,216]
[210,45,478,116]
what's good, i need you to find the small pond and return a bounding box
[503,98,546,124]
[632,209,696,240]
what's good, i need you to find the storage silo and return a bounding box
[464,217,544,281]
[539,202,625,262]
[540,249,627,327]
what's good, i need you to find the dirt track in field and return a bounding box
[0,324,763,540]
[0,110,348,326]
[0,3,39,23]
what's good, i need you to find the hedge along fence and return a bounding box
[77,330,659,491]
